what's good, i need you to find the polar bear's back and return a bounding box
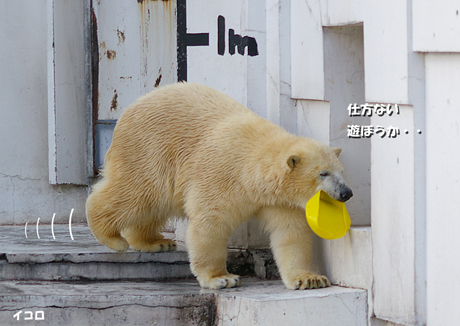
[112,83,250,146]
[101,83,264,215]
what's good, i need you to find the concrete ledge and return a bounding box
[322,226,373,290]
[0,259,193,282]
[0,225,368,325]
[0,279,367,326]
[0,226,279,282]
[0,279,215,326]
[0,225,193,281]
[212,280,368,326]
[322,226,373,325]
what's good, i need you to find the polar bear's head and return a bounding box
[282,139,353,208]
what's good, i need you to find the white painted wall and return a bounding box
[323,25,369,226]
[425,53,460,326]
[413,0,460,52]
[187,0,249,104]
[0,1,88,224]
[371,106,416,325]
[290,0,429,325]
[291,1,432,324]
[48,0,91,185]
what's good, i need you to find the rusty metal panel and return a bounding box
[93,0,177,121]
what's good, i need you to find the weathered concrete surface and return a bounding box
[0,279,215,326]
[0,225,192,281]
[0,279,367,326]
[0,225,367,325]
[0,225,278,281]
[212,281,368,326]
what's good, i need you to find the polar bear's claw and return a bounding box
[285,271,331,290]
[200,274,241,289]
[130,239,177,252]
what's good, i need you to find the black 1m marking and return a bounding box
[177,0,209,81]
[218,15,226,55]
[218,16,258,56]
[229,29,258,56]
[176,2,259,81]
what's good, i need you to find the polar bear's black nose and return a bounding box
[339,187,353,202]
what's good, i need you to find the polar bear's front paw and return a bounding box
[284,271,331,290]
[199,274,241,289]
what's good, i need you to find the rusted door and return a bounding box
[92,0,177,170]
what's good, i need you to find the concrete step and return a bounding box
[0,278,367,326]
[0,225,192,281]
[0,225,369,325]
[0,225,279,282]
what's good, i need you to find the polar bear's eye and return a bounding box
[320,171,330,177]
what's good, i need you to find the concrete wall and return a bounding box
[414,2,460,325]
[291,0,425,324]
[0,1,88,225]
[424,53,460,326]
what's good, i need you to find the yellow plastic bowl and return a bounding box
[306,190,351,240]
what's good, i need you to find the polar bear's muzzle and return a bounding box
[337,185,353,202]
[319,174,353,202]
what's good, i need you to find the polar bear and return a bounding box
[86,82,353,290]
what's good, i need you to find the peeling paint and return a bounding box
[116,29,125,45]
[110,90,118,111]
[98,41,106,62]
[154,68,162,87]
[106,50,116,59]
[139,1,151,77]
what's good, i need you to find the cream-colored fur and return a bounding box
[86,82,351,290]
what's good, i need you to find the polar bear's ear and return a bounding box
[332,147,342,157]
[287,155,301,169]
